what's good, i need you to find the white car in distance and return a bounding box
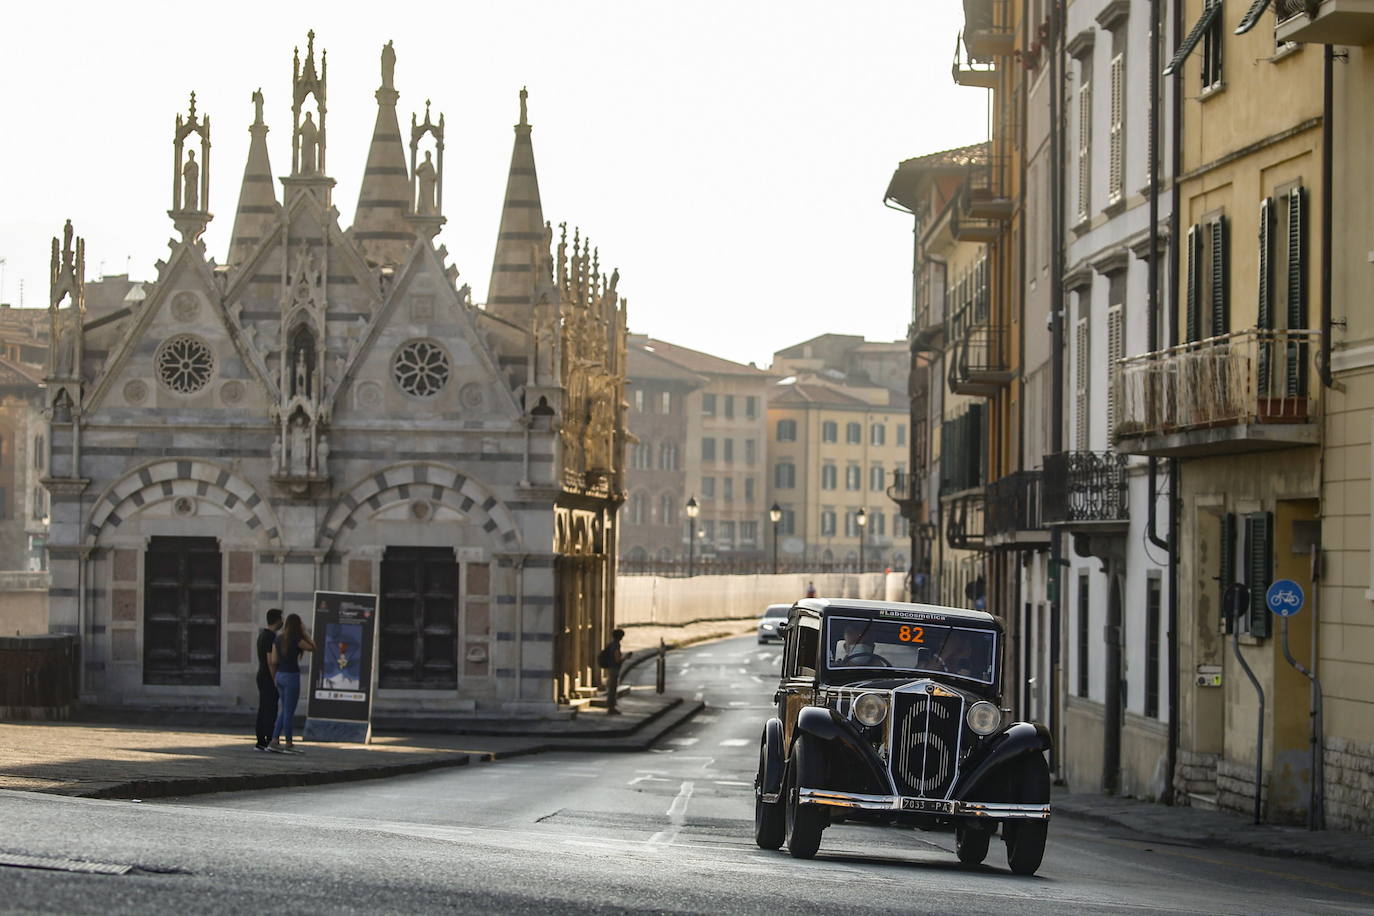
[757,604,791,644]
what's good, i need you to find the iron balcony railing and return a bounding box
[1113,328,1319,441]
[946,491,985,551]
[887,468,923,519]
[985,470,1044,536]
[961,0,1014,61]
[949,324,1013,395]
[1042,452,1128,525]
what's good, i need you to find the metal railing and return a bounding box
[1042,452,1128,525]
[949,324,1012,393]
[887,468,923,518]
[985,470,1044,535]
[961,0,1014,62]
[1113,328,1318,441]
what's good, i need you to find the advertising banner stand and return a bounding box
[302,590,379,744]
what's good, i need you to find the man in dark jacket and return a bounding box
[255,608,284,750]
[600,628,629,716]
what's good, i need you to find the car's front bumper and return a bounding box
[796,787,1050,819]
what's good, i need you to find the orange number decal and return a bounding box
[911,626,924,644]
[899,625,911,642]
[898,625,925,644]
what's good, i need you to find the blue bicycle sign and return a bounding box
[1265,579,1305,617]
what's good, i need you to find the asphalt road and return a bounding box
[2,635,1373,914]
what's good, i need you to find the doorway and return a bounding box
[379,546,459,689]
[143,536,222,685]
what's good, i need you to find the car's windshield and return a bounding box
[763,606,789,619]
[825,615,997,684]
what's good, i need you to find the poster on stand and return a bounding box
[302,590,378,744]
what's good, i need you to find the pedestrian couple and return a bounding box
[255,607,316,754]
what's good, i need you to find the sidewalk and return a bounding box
[620,618,757,657]
[0,692,701,802]
[1054,789,1374,871]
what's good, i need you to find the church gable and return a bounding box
[333,245,521,425]
[84,247,273,418]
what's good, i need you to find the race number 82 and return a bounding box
[898,625,925,644]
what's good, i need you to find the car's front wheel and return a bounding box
[1003,753,1051,876]
[955,825,991,865]
[783,735,825,859]
[754,740,784,850]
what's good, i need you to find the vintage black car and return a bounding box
[753,598,1052,876]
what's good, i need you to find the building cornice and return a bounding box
[1178,117,1323,185]
[1066,28,1096,61]
[1095,0,1130,32]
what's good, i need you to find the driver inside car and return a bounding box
[834,622,875,664]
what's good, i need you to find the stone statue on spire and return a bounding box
[170,91,212,241]
[519,86,528,126]
[415,150,437,215]
[182,150,200,210]
[252,88,264,125]
[299,111,320,174]
[381,40,396,90]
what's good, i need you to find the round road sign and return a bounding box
[1265,579,1305,617]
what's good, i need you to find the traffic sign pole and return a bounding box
[1265,576,1325,830]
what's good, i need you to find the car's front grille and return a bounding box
[890,688,963,799]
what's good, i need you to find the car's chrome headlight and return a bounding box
[853,693,889,727]
[966,700,1002,736]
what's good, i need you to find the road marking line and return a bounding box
[667,737,699,746]
[727,701,748,707]
[718,738,749,747]
[648,780,695,846]
[715,780,752,787]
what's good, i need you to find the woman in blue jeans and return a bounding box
[267,613,315,753]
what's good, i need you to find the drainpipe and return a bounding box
[1047,0,1065,778]
[1146,0,1170,557]
[1321,45,1333,389]
[1164,0,1185,806]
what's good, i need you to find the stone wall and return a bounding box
[1216,756,1269,819]
[1325,736,1374,834]
[614,572,906,627]
[1173,749,1220,805]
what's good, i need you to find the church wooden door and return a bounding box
[378,546,459,689]
[143,536,222,685]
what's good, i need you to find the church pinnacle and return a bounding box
[350,39,416,266]
[486,87,547,325]
[228,88,280,266]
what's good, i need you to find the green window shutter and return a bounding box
[1258,199,1275,393]
[1287,186,1309,398]
[1219,512,1236,634]
[1186,225,1202,343]
[1245,511,1274,639]
[1210,216,1229,338]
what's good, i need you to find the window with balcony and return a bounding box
[940,404,985,495]
[1185,215,1229,344]
[846,422,862,444]
[845,465,861,491]
[777,419,797,442]
[822,420,838,443]
[774,462,796,489]
[822,464,838,490]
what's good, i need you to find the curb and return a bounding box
[621,628,755,678]
[37,697,705,803]
[1052,798,1373,872]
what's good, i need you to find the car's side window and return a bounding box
[796,620,819,678]
[782,616,799,678]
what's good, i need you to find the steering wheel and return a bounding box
[843,651,892,667]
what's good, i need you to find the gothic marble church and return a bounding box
[41,33,628,714]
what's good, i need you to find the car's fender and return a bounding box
[793,706,890,793]
[952,721,1052,800]
[758,717,785,797]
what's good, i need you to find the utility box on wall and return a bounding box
[0,634,79,720]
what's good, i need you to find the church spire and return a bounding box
[350,40,415,266]
[228,88,280,266]
[486,87,548,324]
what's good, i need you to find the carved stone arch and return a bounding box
[318,462,522,551]
[85,458,281,546]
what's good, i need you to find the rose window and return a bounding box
[156,335,215,394]
[393,340,451,398]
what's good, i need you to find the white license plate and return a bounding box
[901,798,946,812]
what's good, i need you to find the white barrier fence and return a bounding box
[615,571,909,627]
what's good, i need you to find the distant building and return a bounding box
[0,305,49,572]
[621,336,773,569]
[766,368,909,572]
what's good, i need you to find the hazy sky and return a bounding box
[0,2,986,368]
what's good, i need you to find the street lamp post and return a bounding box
[856,507,867,573]
[685,496,699,577]
[769,502,782,575]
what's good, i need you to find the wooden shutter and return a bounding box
[1078,78,1092,220]
[1186,225,1202,343]
[1287,185,1309,397]
[1244,511,1274,639]
[1258,198,1275,393]
[1107,305,1124,442]
[1209,217,1229,338]
[1219,512,1236,634]
[1076,317,1090,451]
[1109,52,1125,203]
